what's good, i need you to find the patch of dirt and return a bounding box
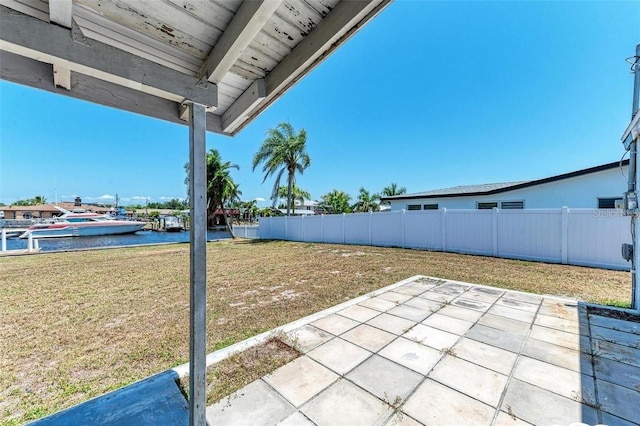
[341,251,366,257]
[179,336,300,404]
[271,289,301,302]
[587,306,640,323]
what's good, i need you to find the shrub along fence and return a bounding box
[257,208,631,271]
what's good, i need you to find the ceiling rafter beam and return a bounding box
[49,0,73,28]
[199,0,282,84]
[0,5,217,107]
[0,51,223,133]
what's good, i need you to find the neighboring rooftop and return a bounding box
[381,159,629,201]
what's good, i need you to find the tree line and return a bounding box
[4,196,188,211]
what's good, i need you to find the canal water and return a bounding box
[3,230,231,253]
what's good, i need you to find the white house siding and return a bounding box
[389,165,629,211]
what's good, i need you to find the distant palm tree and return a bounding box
[185,149,241,238]
[253,122,311,216]
[239,200,260,223]
[353,187,380,212]
[277,185,311,211]
[33,195,47,205]
[320,190,352,214]
[381,183,407,197]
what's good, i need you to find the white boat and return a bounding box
[163,215,184,232]
[19,207,146,239]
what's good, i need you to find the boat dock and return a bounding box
[1,228,41,256]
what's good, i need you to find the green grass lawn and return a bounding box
[0,239,631,424]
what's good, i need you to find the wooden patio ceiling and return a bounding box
[0,0,391,135]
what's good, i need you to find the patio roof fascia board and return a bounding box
[0,5,217,108]
[227,0,393,135]
[199,0,283,85]
[0,50,224,133]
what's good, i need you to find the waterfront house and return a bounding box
[381,160,629,211]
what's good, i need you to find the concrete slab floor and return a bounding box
[204,277,640,426]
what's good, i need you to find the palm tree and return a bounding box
[239,200,260,223]
[253,122,311,215]
[33,195,47,205]
[12,196,47,206]
[185,149,241,238]
[381,183,407,197]
[320,189,352,214]
[380,183,407,206]
[277,185,311,211]
[352,187,380,212]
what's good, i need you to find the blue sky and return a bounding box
[1,1,638,207]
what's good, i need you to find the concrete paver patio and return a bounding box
[206,276,640,426]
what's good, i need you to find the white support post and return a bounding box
[630,43,640,311]
[27,232,33,252]
[34,239,39,250]
[188,102,207,426]
[492,208,499,257]
[1,229,6,252]
[561,207,569,265]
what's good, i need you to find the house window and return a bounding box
[407,204,421,211]
[500,201,524,209]
[477,202,498,209]
[598,197,622,209]
[423,204,438,210]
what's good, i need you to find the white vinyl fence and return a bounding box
[232,225,260,239]
[257,208,632,271]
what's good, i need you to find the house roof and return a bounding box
[294,199,319,207]
[1,0,391,136]
[380,159,630,201]
[0,202,114,212]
